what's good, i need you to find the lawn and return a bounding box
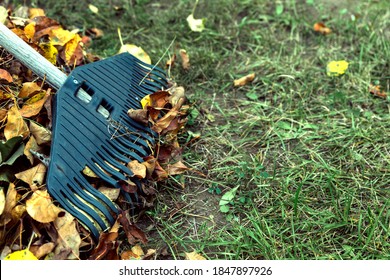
[5,0,390,259]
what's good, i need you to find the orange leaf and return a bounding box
[63,34,83,65]
[127,160,147,178]
[4,105,29,140]
[0,69,13,83]
[19,90,50,118]
[24,22,36,40]
[234,73,255,87]
[369,84,387,99]
[179,49,190,70]
[19,82,41,98]
[313,22,332,35]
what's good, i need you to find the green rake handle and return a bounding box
[0,22,109,118]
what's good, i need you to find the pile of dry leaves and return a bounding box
[0,6,189,260]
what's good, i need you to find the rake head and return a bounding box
[47,53,167,240]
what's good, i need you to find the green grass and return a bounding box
[26,0,390,259]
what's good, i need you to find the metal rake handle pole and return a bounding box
[0,23,109,118]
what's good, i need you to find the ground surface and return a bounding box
[9,0,389,259]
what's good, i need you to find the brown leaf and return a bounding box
[29,121,51,145]
[86,27,104,38]
[19,90,50,118]
[0,69,13,83]
[121,250,140,260]
[118,211,148,245]
[152,103,181,133]
[185,251,206,260]
[179,49,190,70]
[127,108,148,125]
[4,105,29,141]
[32,16,60,40]
[118,180,138,193]
[313,22,332,35]
[233,73,255,87]
[166,54,176,69]
[149,90,171,108]
[369,84,387,99]
[153,161,168,181]
[54,211,81,260]
[26,189,61,223]
[142,156,156,178]
[29,242,55,259]
[19,82,41,98]
[88,232,119,260]
[127,160,147,178]
[15,163,47,191]
[167,161,189,176]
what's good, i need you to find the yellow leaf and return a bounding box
[39,42,58,64]
[15,163,47,190]
[19,82,41,98]
[233,73,256,87]
[24,136,38,164]
[24,22,36,40]
[4,249,38,260]
[4,105,29,140]
[127,160,147,178]
[29,8,45,19]
[0,183,19,227]
[89,4,99,14]
[97,186,120,201]
[186,14,206,32]
[140,95,151,109]
[82,165,99,178]
[29,121,51,145]
[0,187,5,215]
[327,60,349,77]
[19,91,50,118]
[131,244,144,257]
[50,28,76,46]
[185,251,206,260]
[0,6,7,24]
[64,33,81,64]
[118,44,151,64]
[26,189,61,223]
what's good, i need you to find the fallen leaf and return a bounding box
[186,14,206,32]
[19,90,50,118]
[118,44,151,64]
[89,4,99,14]
[327,60,349,77]
[19,82,41,98]
[29,8,45,19]
[54,211,81,260]
[29,121,51,145]
[142,156,156,178]
[167,161,189,176]
[32,16,60,41]
[127,160,147,178]
[24,22,36,40]
[0,183,22,227]
[24,136,39,164]
[313,22,332,35]
[4,105,29,140]
[118,211,148,244]
[15,163,47,190]
[0,69,13,83]
[4,249,38,260]
[82,165,99,178]
[234,73,256,87]
[50,28,76,46]
[185,251,206,260]
[39,42,58,65]
[127,108,148,125]
[0,6,7,24]
[179,49,190,70]
[98,186,120,201]
[153,161,168,181]
[88,221,120,260]
[86,27,104,38]
[369,84,387,99]
[26,189,61,223]
[169,86,186,106]
[63,34,82,65]
[30,242,55,259]
[121,250,140,260]
[0,187,5,215]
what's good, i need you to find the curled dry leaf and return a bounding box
[19,82,41,98]
[19,90,50,118]
[15,163,47,191]
[29,121,51,145]
[24,136,39,164]
[118,210,148,245]
[0,183,24,227]
[54,211,81,260]
[127,160,147,178]
[127,108,148,125]
[98,186,120,201]
[4,105,30,141]
[26,189,61,223]
[0,69,13,83]
[167,161,189,176]
[313,22,332,35]
[234,73,256,87]
[179,49,190,70]
[30,242,55,259]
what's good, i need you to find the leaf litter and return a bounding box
[0,5,191,260]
